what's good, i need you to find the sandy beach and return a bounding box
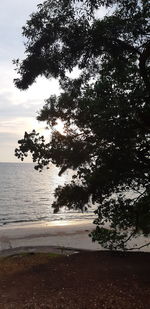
[0,220,101,253]
[0,220,150,254]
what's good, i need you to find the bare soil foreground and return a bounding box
[0,250,149,309]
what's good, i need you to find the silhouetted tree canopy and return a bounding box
[14,0,150,250]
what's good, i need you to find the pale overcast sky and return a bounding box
[0,0,60,162]
[0,1,107,163]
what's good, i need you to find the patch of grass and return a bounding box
[0,252,61,276]
[12,252,60,258]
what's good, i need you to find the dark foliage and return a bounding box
[14,0,150,250]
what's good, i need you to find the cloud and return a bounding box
[0,73,60,120]
[0,116,49,135]
[0,93,37,119]
[0,116,51,162]
[0,132,33,162]
[0,0,62,162]
[0,132,19,143]
[0,132,20,162]
[0,62,59,162]
[0,0,57,162]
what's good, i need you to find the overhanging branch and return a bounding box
[139,42,150,94]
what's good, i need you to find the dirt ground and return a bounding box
[0,250,149,309]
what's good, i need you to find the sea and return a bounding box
[0,162,95,227]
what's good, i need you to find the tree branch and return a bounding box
[139,41,150,94]
[109,37,150,95]
[127,241,150,251]
[114,38,141,55]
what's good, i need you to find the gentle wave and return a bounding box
[0,163,95,226]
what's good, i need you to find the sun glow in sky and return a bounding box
[54,119,65,135]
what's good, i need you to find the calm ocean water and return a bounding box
[0,163,94,226]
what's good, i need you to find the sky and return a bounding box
[0,1,107,163]
[0,0,60,162]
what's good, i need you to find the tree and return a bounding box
[14,0,150,250]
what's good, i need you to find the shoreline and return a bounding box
[0,219,150,253]
[0,219,102,252]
